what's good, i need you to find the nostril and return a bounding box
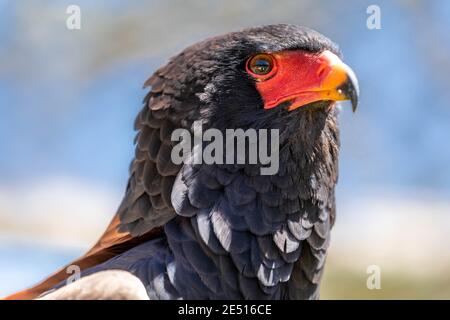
[317,64,328,78]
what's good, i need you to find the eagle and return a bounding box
[5,24,358,300]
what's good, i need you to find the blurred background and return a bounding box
[1,0,449,299]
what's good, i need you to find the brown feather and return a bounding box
[2,215,163,300]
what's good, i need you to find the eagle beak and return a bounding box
[258,50,360,112]
[314,52,359,112]
[339,69,359,112]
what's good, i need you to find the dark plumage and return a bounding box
[6,24,359,300]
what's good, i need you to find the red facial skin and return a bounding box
[246,50,353,111]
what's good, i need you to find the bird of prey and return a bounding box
[5,24,358,300]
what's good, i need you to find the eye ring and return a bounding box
[246,53,277,80]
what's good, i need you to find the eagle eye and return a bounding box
[246,53,276,79]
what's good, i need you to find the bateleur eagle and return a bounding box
[5,24,359,300]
